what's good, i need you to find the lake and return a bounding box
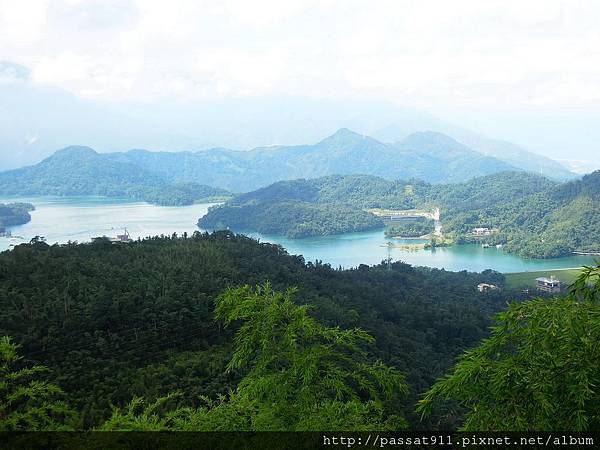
[1,196,596,273]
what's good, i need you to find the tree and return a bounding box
[98,393,189,431]
[0,336,76,430]
[417,264,600,431]
[101,284,408,431]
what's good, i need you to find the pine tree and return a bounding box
[0,336,76,430]
[101,283,408,431]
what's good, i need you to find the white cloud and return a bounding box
[0,0,48,43]
[0,0,599,109]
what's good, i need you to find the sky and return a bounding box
[0,0,599,164]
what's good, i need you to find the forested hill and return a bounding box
[0,202,35,233]
[474,170,600,258]
[0,130,573,196]
[0,231,509,428]
[200,171,600,258]
[198,172,555,238]
[0,146,231,206]
[92,129,574,188]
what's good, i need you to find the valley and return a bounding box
[1,195,595,275]
[3,129,595,261]
[4,2,600,436]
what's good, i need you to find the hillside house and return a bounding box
[536,276,561,293]
[472,227,492,236]
[92,229,132,244]
[477,283,498,293]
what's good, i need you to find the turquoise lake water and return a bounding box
[1,196,596,273]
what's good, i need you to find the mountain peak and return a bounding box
[49,146,98,159]
[332,127,361,138]
[318,128,378,146]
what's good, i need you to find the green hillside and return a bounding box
[200,171,600,259]
[0,231,508,428]
[0,129,528,197]
[446,171,600,258]
[0,202,35,233]
[0,147,231,206]
[199,172,552,240]
[504,268,583,289]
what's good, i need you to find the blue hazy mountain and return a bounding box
[372,122,575,180]
[0,129,541,195]
[0,145,230,205]
[0,61,574,181]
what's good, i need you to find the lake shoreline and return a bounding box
[1,195,597,274]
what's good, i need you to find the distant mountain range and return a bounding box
[371,121,574,179]
[0,146,231,206]
[0,61,580,179]
[0,129,574,200]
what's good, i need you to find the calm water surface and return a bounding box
[1,196,596,273]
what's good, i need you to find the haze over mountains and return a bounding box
[0,128,574,197]
[0,61,580,179]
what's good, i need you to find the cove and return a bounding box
[1,196,596,273]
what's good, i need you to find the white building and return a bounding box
[536,276,561,293]
[472,227,492,236]
[477,283,498,293]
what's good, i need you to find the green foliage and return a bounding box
[440,171,600,258]
[570,263,600,302]
[199,172,551,240]
[0,336,76,430]
[418,264,600,431]
[504,268,582,290]
[213,283,408,430]
[0,147,231,206]
[200,199,384,237]
[98,393,190,431]
[0,203,34,234]
[385,219,434,238]
[137,182,232,206]
[0,231,505,427]
[198,174,433,237]
[102,284,408,431]
[202,170,600,257]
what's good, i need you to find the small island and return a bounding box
[384,219,435,238]
[0,202,35,236]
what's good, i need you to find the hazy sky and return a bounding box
[1,0,599,161]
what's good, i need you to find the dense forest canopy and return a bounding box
[0,203,34,234]
[200,199,384,238]
[419,264,600,431]
[443,170,600,258]
[385,218,435,238]
[200,171,600,258]
[2,236,598,432]
[0,231,510,428]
